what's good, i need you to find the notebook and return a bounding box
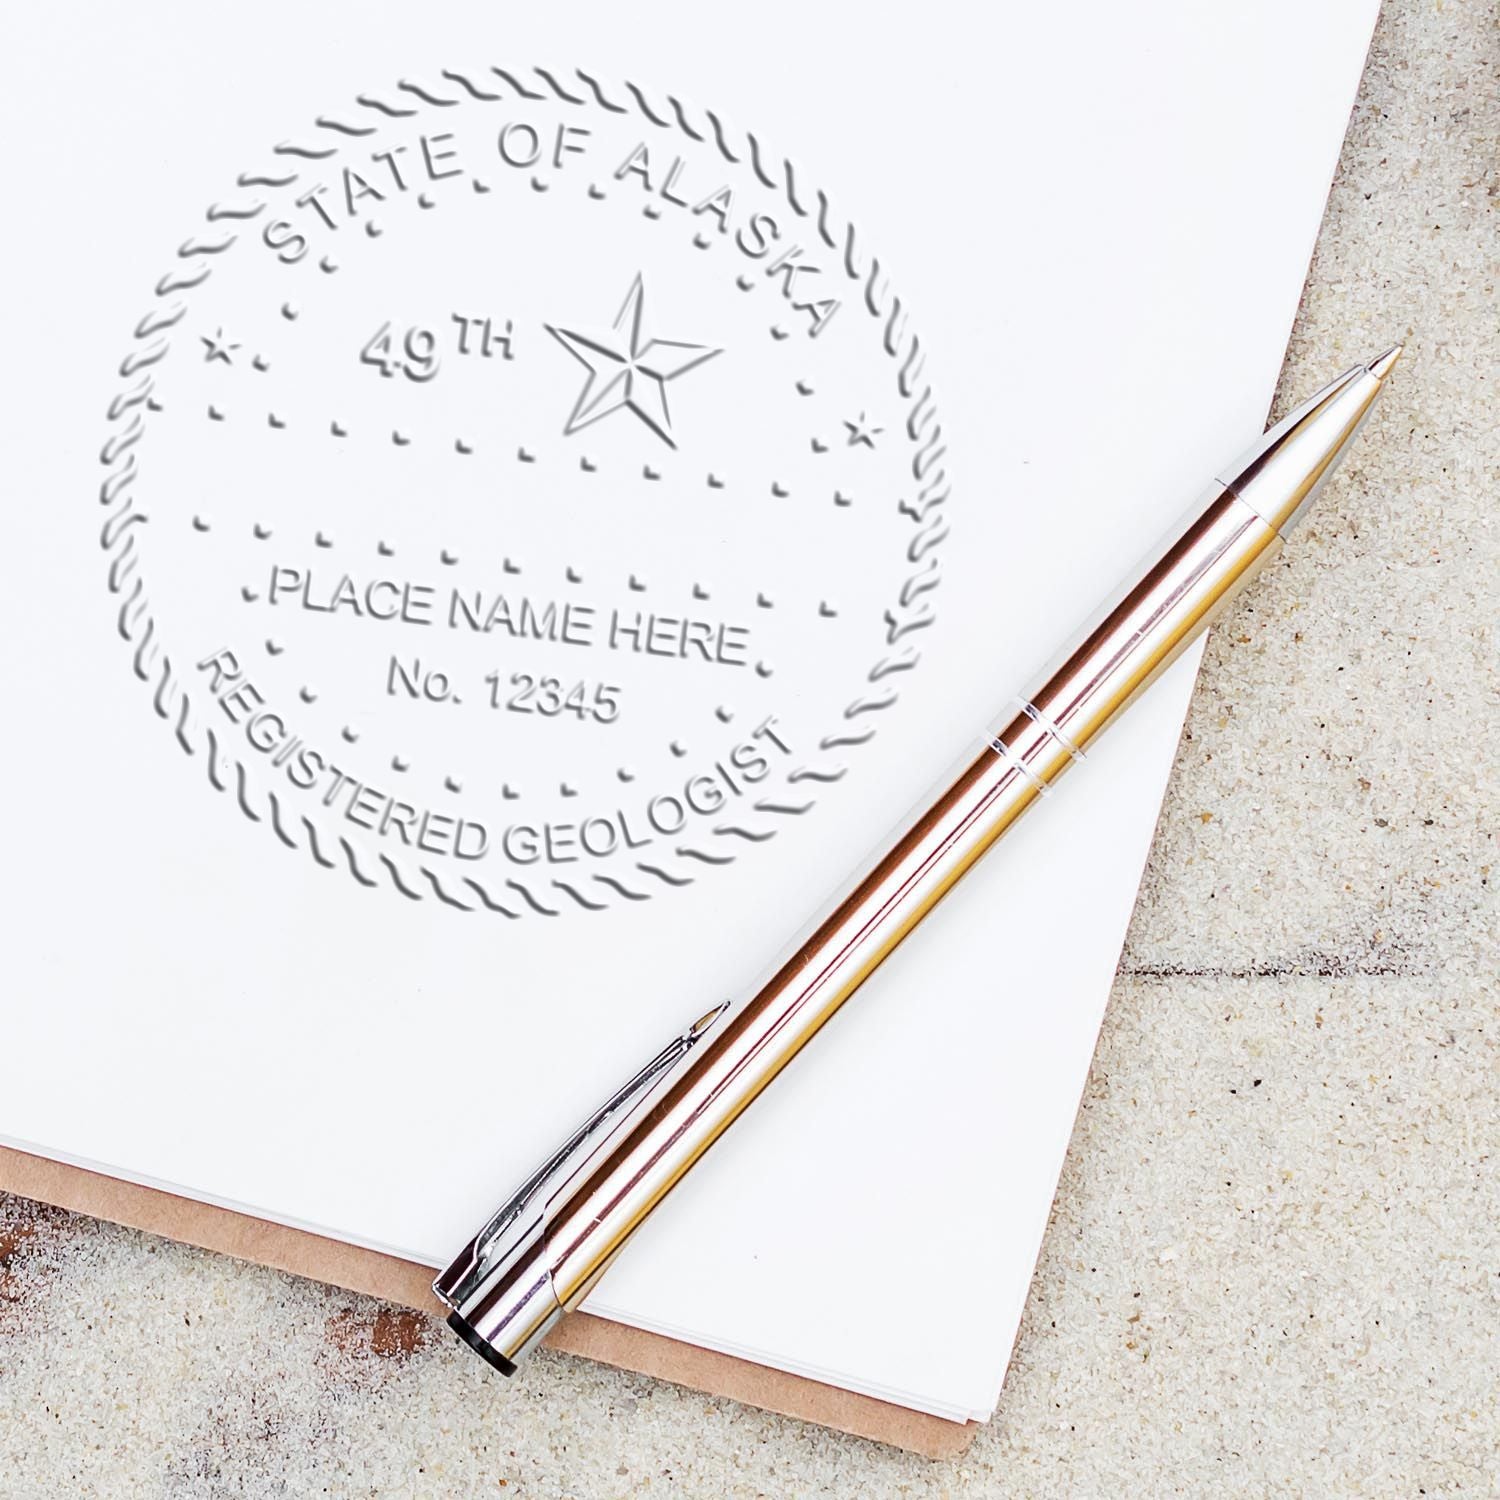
[0,0,1377,1443]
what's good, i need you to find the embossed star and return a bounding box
[844,411,883,449]
[201,327,240,365]
[547,274,720,448]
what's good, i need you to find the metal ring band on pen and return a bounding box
[988,729,1054,796]
[1017,697,1088,763]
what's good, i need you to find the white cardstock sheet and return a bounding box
[0,1,1378,1421]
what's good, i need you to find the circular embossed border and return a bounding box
[96,65,953,918]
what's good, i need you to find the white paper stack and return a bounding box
[0,0,1377,1422]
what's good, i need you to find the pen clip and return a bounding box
[441,1000,732,1310]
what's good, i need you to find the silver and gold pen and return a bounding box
[436,346,1402,1374]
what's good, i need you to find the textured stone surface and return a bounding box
[1,3,1494,1493]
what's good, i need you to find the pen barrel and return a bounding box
[1018,483,1281,757]
[536,485,1282,1323]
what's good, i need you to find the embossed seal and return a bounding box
[97,67,952,917]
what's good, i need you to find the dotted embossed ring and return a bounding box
[98,66,952,917]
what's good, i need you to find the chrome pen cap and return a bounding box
[434,1171,567,1375]
[434,1000,732,1372]
[1220,345,1401,537]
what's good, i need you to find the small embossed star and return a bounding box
[547,273,720,448]
[844,411,883,449]
[201,327,240,365]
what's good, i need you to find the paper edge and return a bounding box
[0,1143,978,1459]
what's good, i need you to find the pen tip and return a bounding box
[1366,345,1403,381]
